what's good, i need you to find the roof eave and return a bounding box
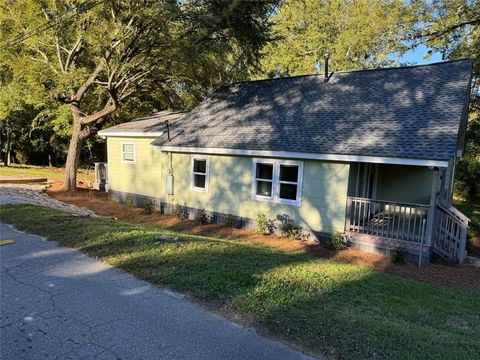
[152,145,449,168]
[97,130,165,138]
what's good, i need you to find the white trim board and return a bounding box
[153,145,449,168]
[98,131,165,138]
[190,155,210,193]
[120,142,136,164]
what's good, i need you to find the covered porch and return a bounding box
[344,163,469,263]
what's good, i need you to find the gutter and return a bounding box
[152,145,449,168]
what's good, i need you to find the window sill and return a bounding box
[191,186,208,193]
[251,195,301,207]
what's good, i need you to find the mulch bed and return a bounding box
[48,182,480,292]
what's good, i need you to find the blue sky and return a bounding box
[399,44,443,65]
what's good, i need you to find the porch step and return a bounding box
[465,256,480,268]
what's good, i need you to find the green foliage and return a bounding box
[143,200,156,215]
[124,195,134,208]
[390,247,408,265]
[172,203,189,220]
[0,0,275,178]
[260,0,416,77]
[256,214,276,235]
[329,230,349,251]
[197,208,210,225]
[277,214,310,241]
[224,214,235,227]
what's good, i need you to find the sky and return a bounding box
[399,44,443,65]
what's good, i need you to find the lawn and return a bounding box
[0,164,94,183]
[1,205,479,360]
[454,199,480,255]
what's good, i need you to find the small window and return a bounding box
[279,165,299,201]
[121,143,135,163]
[255,162,274,198]
[191,156,209,192]
[252,159,303,205]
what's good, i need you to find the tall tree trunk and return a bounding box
[64,121,83,191]
[5,132,11,166]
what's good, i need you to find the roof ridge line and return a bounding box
[227,58,474,86]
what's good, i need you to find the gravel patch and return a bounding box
[0,184,97,217]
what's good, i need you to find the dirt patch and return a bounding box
[469,236,480,257]
[48,182,480,292]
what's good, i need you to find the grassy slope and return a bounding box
[1,205,479,360]
[0,164,94,182]
[454,199,480,239]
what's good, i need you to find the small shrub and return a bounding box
[87,189,94,200]
[256,214,276,235]
[328,230,348,251]
[224,214,235,227]
[143,200,155,214]
[197,209,210,225]
[390,247,408,265]
[172,203,188,219]
[277,214,310,241]
[124,195,134,208]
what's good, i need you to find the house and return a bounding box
[98,59,474,264]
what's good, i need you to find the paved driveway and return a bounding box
[0,223,313,360]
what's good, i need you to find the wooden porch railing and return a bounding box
[432,201,470,263]
[345,197,430,243]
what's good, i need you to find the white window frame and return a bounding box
[251,158,303,206]
[121,142,136,164]
[190,155,210,192]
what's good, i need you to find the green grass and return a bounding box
[0,164,94,182]
[454,199,480,240]
[1,205,479,359]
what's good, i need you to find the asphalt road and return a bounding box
[0,223,314,360]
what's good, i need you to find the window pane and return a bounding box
[256,180,272,196]
[123,152,134,162]
[193,159,206,173]
[279,165,298,182]
[123,144,134,153]
[194,174,206,188]
[279,183,297,200]
[256,163,273,180]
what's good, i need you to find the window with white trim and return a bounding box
[121,143,135,163]
[190,155,210,192]
[252,159,303,205]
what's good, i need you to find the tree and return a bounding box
[259,0,418,76]
[1,0,275,189]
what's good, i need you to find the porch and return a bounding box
[344,163,470,263]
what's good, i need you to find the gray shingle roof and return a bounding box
[99,111,186,134]
[128,60,473,161]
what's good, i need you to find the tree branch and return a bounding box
[55,35,65,73]
[79,95,118,124]
[418,18,480,40]
[65,35,83,70]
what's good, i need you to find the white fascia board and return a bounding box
[97,131,164,139]
[152,145,449,168]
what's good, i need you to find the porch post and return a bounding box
[345,197,353,231]
[425,168,439,246]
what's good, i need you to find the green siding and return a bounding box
[107,137,350,233]
[376,164,433,204]
[107,137,163,198]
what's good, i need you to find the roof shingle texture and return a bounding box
[100,111,186,134]
[154,60,472,160]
